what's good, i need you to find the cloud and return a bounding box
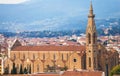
[0,0,30,4]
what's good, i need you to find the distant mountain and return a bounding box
[0,16,87,32]
[0,18,120,37]
[96,18,120,36]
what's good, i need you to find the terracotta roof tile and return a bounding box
[30,74,59,76]
[3,71,103,76]
[12,45,85,52]
[62,71,103,76]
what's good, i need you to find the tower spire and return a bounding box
[88,1,94,18]
[87,1,96,30]
[90,1,93,11]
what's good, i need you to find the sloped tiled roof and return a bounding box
[28,71,103,76]
[62,71,103,76]
[12,45,86,51]
[31,74,59,76]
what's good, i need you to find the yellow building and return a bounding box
[5,45,86,73]
[3,2,119,76]
[0,58,4,75]
[0,59,2,75]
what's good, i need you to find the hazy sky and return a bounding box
[0,0,120,32]
[0,0,120,19]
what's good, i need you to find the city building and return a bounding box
[2,2,119,76]
[0,59,2,75]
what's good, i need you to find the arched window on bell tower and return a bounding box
[62,54,64,60]
[93,33,96,44]
[88,33,91,44]
[94,57,96,68]
[89,57,91,67]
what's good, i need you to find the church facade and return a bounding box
[3,3,119,76]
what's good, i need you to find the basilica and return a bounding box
[3,3,119,76]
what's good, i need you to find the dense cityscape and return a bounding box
[0,33,120,51]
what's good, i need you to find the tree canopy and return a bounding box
[110,65,120,76]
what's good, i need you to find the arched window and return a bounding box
[14,54,16,60]
[53,54,56,60]
[43,53,45,60]
[37,64,39,72]
[17,64,19,72]
[27,64,29,69]
[7,64,9,73]
[99,50,101,54]
[17,64,19,68]
[88,33,91,44]
[62,54,64,60]
[89,57,91,67]
[33,54,35,60]
[23,54,25,59]
[93,33,96,44]
[94,57,96,68]
[67,54,69,60]
[7,64,9,68]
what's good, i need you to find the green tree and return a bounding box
[110,65,120,76]
[63,66,68,71]
[11,62,17,74]
[19,64,23,74]
[23,67,27,74]
[60,66,68,71]
[4,67,9,74]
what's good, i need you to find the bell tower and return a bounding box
[86,2,98,70]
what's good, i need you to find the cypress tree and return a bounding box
[4,67,9,74]
[11,62,17,74]
[24,67,27,74]
[19,64,23,74]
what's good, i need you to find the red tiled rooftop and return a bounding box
[30,71,103,76]
[62,71,103,76]
[31,74,59,76]
[12,45,85,51]
[0,59,2,65]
